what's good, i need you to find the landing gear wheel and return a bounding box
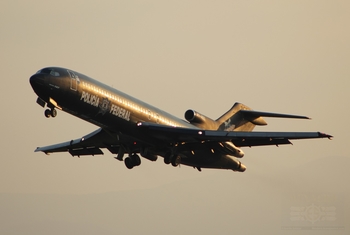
[164,154,171,165]
[171,155,181,167]
[131,154,141,166]
[44,108,57,118]
[44,109,51,118]
[125,154,141,169]
[124,157,134,169]
[51,109,57,117]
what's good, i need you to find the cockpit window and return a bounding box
[36,68,60,76]
[50,70,60,76]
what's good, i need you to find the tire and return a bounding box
[44,109,51,118]
[164,154,171,165]
[51,109,57,117]
[132,154,141,166]
[124,157,134,169]
[171,155,181,167]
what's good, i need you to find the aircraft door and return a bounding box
[68,70,78,91]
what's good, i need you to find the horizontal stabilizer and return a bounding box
[240,110,310,120]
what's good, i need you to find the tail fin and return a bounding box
[216,103,267,132]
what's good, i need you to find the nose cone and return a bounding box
[30,74,48,99]
[30,74,46,88]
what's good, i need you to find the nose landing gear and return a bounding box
[44,108,57,118]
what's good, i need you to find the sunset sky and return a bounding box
[1,1,349,234]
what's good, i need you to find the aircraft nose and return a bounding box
[30,74,46,88]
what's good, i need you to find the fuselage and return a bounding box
[30,67,195,132]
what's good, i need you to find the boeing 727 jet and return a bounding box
[29,67,332,172]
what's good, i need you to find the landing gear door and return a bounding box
[67,70,78,91]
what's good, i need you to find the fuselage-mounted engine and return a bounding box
[185,109,219,130]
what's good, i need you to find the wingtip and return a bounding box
[318,132,333,139]
[34,147,50,154]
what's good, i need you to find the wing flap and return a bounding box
[69,147,104,156]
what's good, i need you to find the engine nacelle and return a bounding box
[231,158,246,172]
[184,109,218,130]
[219,141,245,158]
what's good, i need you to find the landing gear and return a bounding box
[164,153,171,165]
[51,109,57,117]
[171,155,181,167]
[44,109,51,118]
[124,157,134,169]
[124,153,141,169]
[132,153,141,166]
[44,108,57,118]
[164,153,181,167]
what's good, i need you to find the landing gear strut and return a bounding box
[44,108,57,118]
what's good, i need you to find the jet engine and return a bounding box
[231,158,246,172]
[219,141,245,158]
[185,109,219,130]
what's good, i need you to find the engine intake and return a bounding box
[184,109,218,130]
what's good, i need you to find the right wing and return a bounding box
[136,122,332,147]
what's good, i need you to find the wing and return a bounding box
[35,128,122,156]
[136,122,332,147]
[36,123,332,156]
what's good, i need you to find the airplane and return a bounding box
[29,67,332,172]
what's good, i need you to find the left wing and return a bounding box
[136,122,332,147]
[35,128,121,156]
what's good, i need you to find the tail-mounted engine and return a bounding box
[185,109,219,130]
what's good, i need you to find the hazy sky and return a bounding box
[1,0,349,234]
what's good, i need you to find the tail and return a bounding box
[215,102,310,132]
[216,103,267,132]
[185,102,310,132]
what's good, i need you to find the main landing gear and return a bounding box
[164,153,181,167]
[117,148,181,170]
[124,153,141,169]
[44,108,57,118]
